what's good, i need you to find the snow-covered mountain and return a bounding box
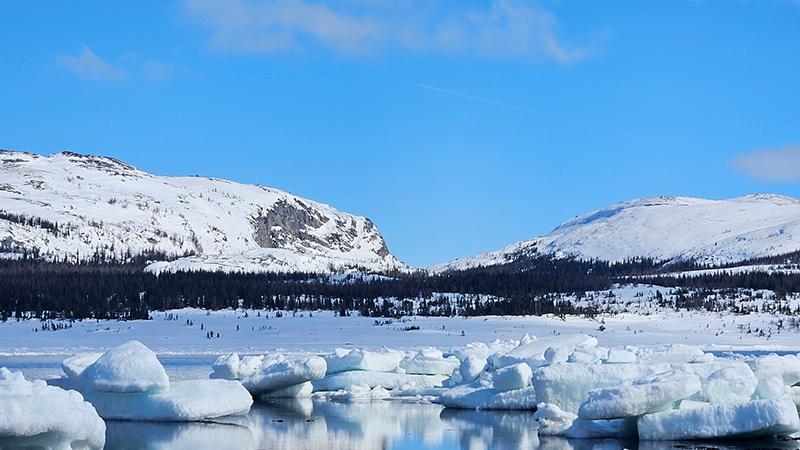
[0,150,407,274]
[430,194,800,273]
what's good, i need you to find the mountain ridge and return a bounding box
[429,194,800,273]
[0,150,407,274]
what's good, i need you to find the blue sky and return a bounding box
[1,1,799,267]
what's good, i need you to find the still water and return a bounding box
[1,357,799,450]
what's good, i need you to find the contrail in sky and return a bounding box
[418,83,611,133]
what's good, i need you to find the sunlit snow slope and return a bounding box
[0,150,406,274]
[430,195,800,272]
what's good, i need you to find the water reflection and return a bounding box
[96,400,800,450]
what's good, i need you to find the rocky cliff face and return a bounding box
[0,150,407,274]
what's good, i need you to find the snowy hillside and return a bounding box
[430,194,800,272]
[0,150,407,274]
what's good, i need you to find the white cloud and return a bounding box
[58,45,128,80]
[731,145,800,183]
[184,0,592,61]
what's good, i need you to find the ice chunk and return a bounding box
[703,367,758,405]
[85,340,169,394]
[61,352,102,381]
[313,370,447,391]
[51,377,253,421]
[785,386,800,408]
[260,381,313,399]
[533,363,669,413]
[492,363,533,392]
[439,382,537,410]
[566,418,637,439]
[544,346,573,365]
[637,394,800,440]
[605,348,637,364]
[748,354,800,385]
[328,385,391,402]
[399,348,459,376]
[440,364,536,410]
[534,402,577,436]
[243,356,327,397]
[0,368,105,450]
[459,355,487,383]
[569,346,609,365]
[664,343,705,356]
[210,354,264,381]
[323,348,403,374]
[755,376,785,400]
[578,370,701,420]
[490,334,598,369]
[450,339,519,362]
[211,353,240,380]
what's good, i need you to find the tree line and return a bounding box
[3,251,800,321]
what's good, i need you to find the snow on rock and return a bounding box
[242,356,327,397]
[577,371,701,420]
[399,348,459,376]
[84,340,169,394]
[637,395,800,440]
[312,371,447,392]
[747,354,800,385]
[323,348,403,375]
[703,367,758,405]
[0,368,105,450]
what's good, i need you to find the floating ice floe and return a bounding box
[399,348,459,376]
[637,394,800,440]
[313,370,447,391]
[489,334,598,369]
[578,370,702,420]
[0,368,105,450]
[326,384,391,402]
[52,341,252,421]
[212,352,327,399]
[323,348,404,374]
[242,356,327,398]
[440,363,537,410]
